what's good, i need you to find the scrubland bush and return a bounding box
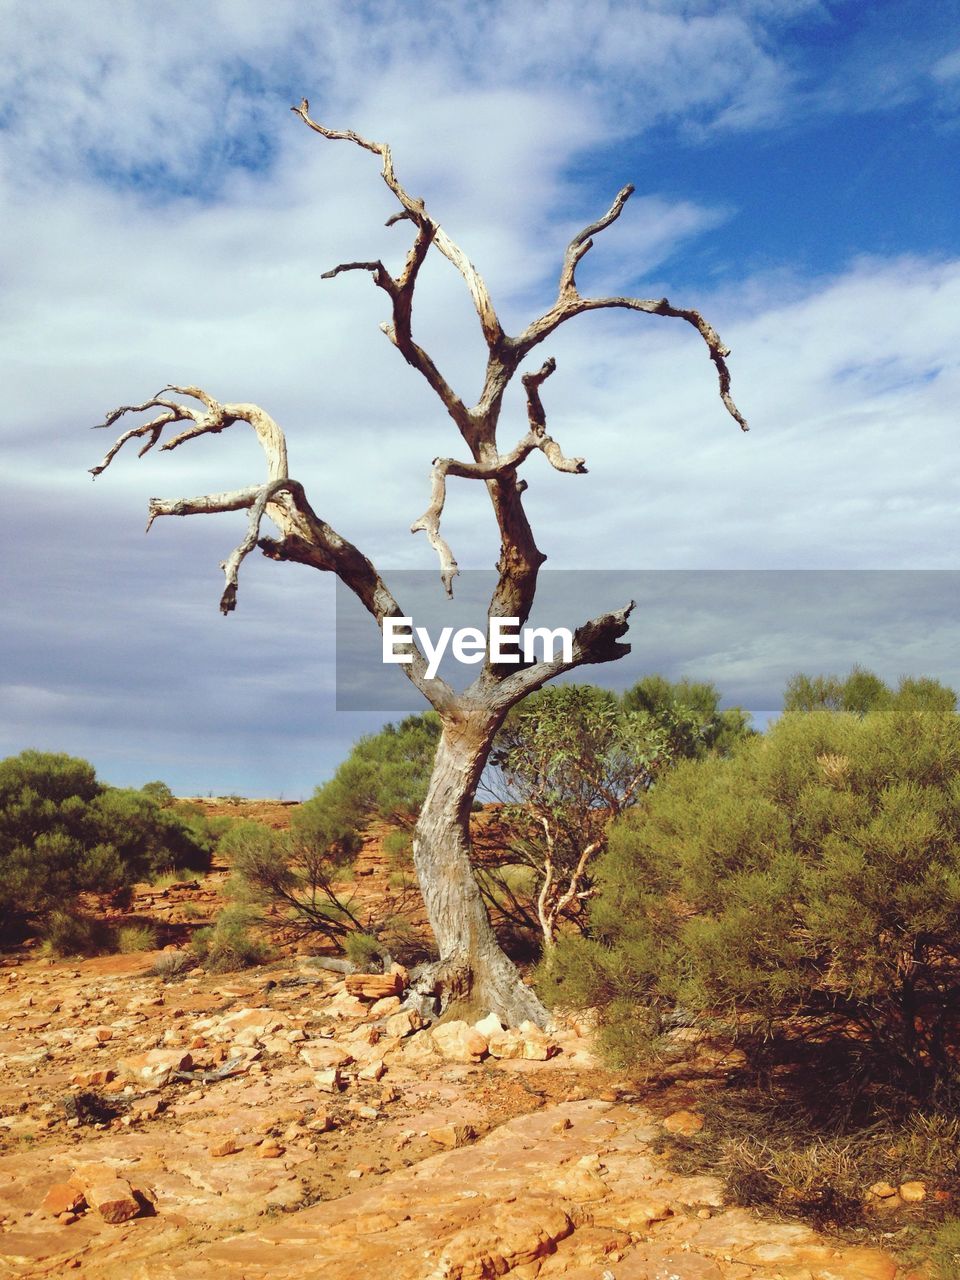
[0,750,212,939]
[40,910,113,957]
[190,906,272,972]
[116,923,158,953]
[542,708,960,1095]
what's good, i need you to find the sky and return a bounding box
[2,0,959,797]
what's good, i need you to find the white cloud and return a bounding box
[2,1,958,792]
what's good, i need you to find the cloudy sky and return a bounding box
[2,0,959,797]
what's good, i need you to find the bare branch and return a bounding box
[292,100,505,354]
[92,386,459,714]
[219,478,297,615]
[320,260,395,291]
[558,184,635,296]
[511,183,749,433]
[489,601,636,712]
[145,486,262,532]
[411,399,586,593]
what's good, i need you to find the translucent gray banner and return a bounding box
[335,570,960,718]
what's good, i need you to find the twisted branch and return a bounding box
[89,385,459,712]
[411,358,586,592]
[489,601,636,712]
[292,100,504,353]
[513,188,748,433]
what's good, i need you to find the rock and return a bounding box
[299,1043,354,1071]
[257,1141,284,1159]
[606,1197,674,1232]
[95,1027,113,1043]
[435,1204,573,1278]
[431,1020,489,1063]
[216,1007,287,1040]
[210,1137,242,1157]
[368,995,402,1018]
[384,1007,423,1038]
[127,1096,164,1120]
[899,1180,927,1203]
[663,1108,705,1136]
[72,1164,146,1225]
[70,1068,116,1088]
[313,1068,345,1093]
[357,1058,386,1081]
[551,1165,609,1202]
[428,1123,477,1149]
[474,1012,504,1038]
[517,1020,558,1060]
[117,1048,192,1087]
[869,1181,898,1198]
[345,972,403,1000]
[41,1181,86,1217]
[486,1029,524,1059]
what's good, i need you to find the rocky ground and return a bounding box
[0,803,932,1280]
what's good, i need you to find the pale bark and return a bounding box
[90,108,748,1027]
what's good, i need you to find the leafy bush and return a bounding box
[140,780,175,805]
[783,667,957,716]
[383,829,413,871]
[343,930,385,970]
[487,684,678,948]
[0,750,212,938]
[927,1218,960,1279]
[621,674,755,758]
[542,708,960,1094]
[189,906,271,972]
[148,950,193,979]
[294,712,440,860]
[41,910,113,958]
[116,923,158,953]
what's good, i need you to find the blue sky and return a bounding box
[1,0,959,797]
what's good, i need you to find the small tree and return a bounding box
[545,707,960,1093]
[783,667,957,716]
[90,106,747,1023]
[485,685,673,948]
[228,715,438,954]
[622,674,754,757]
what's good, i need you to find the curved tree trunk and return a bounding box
[413,716,551,1027]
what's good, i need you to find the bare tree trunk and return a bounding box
[413,715,551,1027]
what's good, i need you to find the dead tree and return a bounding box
[91,103,747,1027]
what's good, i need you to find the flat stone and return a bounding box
[117,1047,192,1087]
[663,1108,705,1135]
[345,972,403,1000]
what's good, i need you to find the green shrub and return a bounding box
[383,829,413,871]
[116,923,158,953]
[140,780,175,806]
[189,907,271,972]
[41,910,113,958]
[344,930,385,970]
[293,712,440,860]
[224,819,371,945]
[542,708,960,1094]
[0,750,212,939]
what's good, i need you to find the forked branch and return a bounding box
[411,357,586,592]
[89,385,458,712]
[488,601,636,713]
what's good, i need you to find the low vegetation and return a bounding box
[543,702,960,1095]
[0,750,213,942]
